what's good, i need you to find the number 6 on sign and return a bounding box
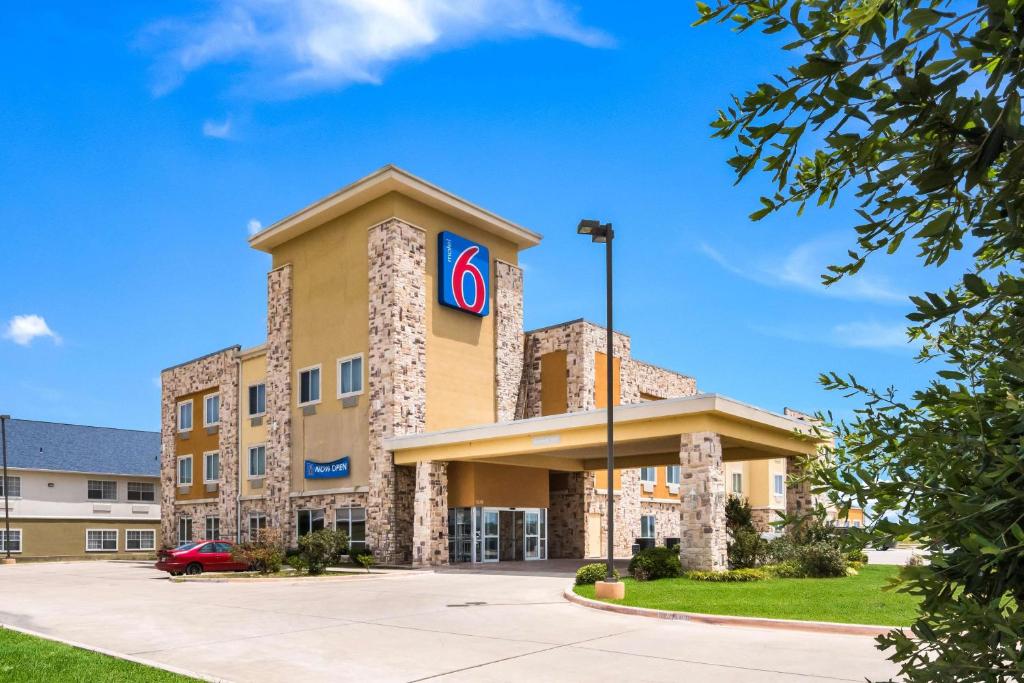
[438,231,490,317]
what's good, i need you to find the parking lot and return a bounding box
[0,561,898,682]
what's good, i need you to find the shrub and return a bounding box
[628,546,682,581]
[846,549,869,565]
[298,529,347,575]
[230,527,284,574]
[793,542,847,578]
[356,553,375,574]
[725,495,755,534]
[766,535,796,564]
[285,554,307,571]
[685,568,768,582]
[764,561,802,578]
[729,529,768,569]
[349,545,375,567]
[575,562,618,585]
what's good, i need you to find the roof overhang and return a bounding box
[248,165,543,252]
[384,394,829,471]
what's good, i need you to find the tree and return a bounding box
[695,0,1024,679]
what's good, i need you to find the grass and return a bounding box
[0,628,198,682]
[575,564,919,626]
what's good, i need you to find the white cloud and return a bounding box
[202,117,233,138]
[247,218,263,235]
[753,320,914,351]
[145,0,613,97]
[3,314,61,346]
[699,237,905,304]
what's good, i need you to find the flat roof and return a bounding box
[249,165,543,252]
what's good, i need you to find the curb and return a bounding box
[0,623,229,682]
[563,586,901,637]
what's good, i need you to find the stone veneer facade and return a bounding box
[678,432,728,571]
[494,260,524,423]
[264,265,293,534]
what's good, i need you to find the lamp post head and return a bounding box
[577,219,613,243]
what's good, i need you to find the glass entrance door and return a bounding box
[524,510,541,560]
[482,508,499,563]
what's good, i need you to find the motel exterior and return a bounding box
[160,166,826,570]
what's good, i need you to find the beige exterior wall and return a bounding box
[10,518,161,560]
[240,350,268,497]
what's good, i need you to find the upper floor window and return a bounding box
[127,481,155,502]
[773,474,785,496]
[177,400,193,432]
[87,480,116,501]
[640,515,656,539]
[337,354,364,398]
[204,452,220,484]
[248,445,266,478]
[298,366,321,406]
[248,383,266,416]
[732,472,743,495]
[640,467,657,484]
[666,466,680,486]
[177,456,193,486]
[0,475,21,498]
[203,393,220,427]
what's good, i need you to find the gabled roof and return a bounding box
[248,165,542,252]
[4,419,160,477]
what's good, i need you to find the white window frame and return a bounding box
[87,479,117,501]
[773,473,785,496]
[248,444,266,479]
[125,529,155,551]
[640,515,656,539]
[335,506,367,551]
[732,472,743,495]
[85,529,118,552]
[203,392,220,427]
[0,475,21,498]
[0,528,22,553]
[666,465,680,486]
[640,467,657,484]
[178,516,193,544]
[296,508,325,537]
[297,364,322,407]
[177,455,193,486]
[177,399,193,433]
[336,353,365,399]
[248,513,268,540]
[248,382,266,417]
[205,516,220,540]
[127,481,155,502]
[203,451,220,484]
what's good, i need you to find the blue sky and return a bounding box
[0,1,961,432]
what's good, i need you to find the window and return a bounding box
[205,516,220,540]
[203,393,220,427]
[248,383,266,416]
[0,475,21,498]
[248,513,267,540]
[666,466,680,486]
[127,481,155,502]
[86,529,118,552]
[640,467,657,484]
[335,507,366,552]
[248,445,266,478]
[297,509,325,537]
[337,354,364,398]
[178,517,193,544]
[773,474,785,496]
[204,452,220,484]
[640,515,656,539]
[87,480,117,501]
[732,472,743,494]
[177,456,193,486]
[0,529,21,553]
[177,400,193,432]
[125,529,155,551]
[298,365,321,405]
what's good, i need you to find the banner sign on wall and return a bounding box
[438,231,490,317]
[304,456,350,479]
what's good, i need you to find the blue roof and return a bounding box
[3,419,160,477]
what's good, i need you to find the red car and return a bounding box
[156,540,248,576]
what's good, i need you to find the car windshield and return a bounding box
[174,542,199,551]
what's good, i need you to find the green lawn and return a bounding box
[575,564,919,626]
[0,628,198,682]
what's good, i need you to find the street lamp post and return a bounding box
[1,414,14,565]
[577,219,622,597]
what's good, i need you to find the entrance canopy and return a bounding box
[385,394,825,471]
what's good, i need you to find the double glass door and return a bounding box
[448,507,546,563]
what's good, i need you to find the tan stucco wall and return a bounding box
[447,462,548,508]
[594,352,621,410]
[9,518,161,560]
[174,387,221,501]
[540,350,568,416]
[240,351,268,497]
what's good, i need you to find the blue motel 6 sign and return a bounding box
[304,456,350,479]
[438,231,489,317]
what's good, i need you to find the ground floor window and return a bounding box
[178,517,193,545]
[248,513,267,540]
[126,529,156,551]
[0,529,21,553]
[86,529,118,552]
[731,472,743,495]
[640,515,656,540]
[335,507,366,552]
[297,509,325,537]
[774,473,785,496]
[205,516,220,540]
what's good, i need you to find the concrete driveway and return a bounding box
[0,561,899,682]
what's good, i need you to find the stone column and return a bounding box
[785,457,817,518]
[411,461,448,567]
[548,471,586,558]
[265,264,294,537]
[367,219,427,565]
[494,260,524,423]
[678,432,727,571]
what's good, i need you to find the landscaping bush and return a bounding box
[725,495,754,534]
[685,568,768,582]
[230,527,284,574]
[297,529,348,575]
[846,549,869,565]
[285,554,307,571]
[575,562,618,585]
[729,529,768,569]
[348,545,375,567]
[793,542,847,578]
[628,546,682,581]
[764,561,802,578]
[766,535,796,564]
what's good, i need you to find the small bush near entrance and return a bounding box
[298,529,348,575]
[231,527,284,574]
[685,568,767,582]
[793,542,847,578]
[726,496,769,569]
[575,562,619,585]
[348,545,374,567]
[628,546,682,581]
